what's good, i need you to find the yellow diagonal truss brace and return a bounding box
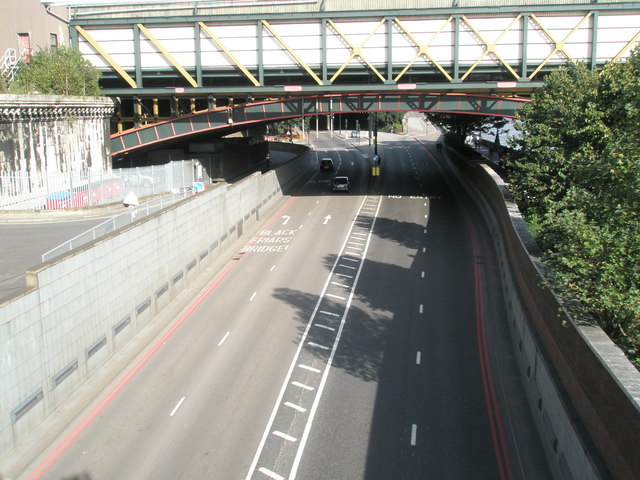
[262,20,323,85]
[394,17,453,82]
[529,12,593,79]
[460,15,521,81]
[198,22,260,87]
[328,19,387,83]
[611,29,640,63]
[75,26,137,88]
[137,23,197,88]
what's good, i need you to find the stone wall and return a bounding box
[0,94,115,174]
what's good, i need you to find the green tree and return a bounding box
[426,112,505,146]
[507,63,604,218]
[376,111,404,133]
[10,46,101,96]
[507,48,640,367]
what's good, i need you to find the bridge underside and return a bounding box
[49,0,639,140]
[110,92,526,157]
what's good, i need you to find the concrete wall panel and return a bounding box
[0,146,312,467]
[448,149,640,480]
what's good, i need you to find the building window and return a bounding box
[50,33,58,50]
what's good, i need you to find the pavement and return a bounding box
[0,211,124,303]
[0,150,300,305]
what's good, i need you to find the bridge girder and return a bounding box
[67,2,640,101]
[110,92,527,157]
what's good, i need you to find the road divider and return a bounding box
[245,195,382,480]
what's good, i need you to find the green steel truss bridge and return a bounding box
[110,92,526,156]
[44,0,640,152]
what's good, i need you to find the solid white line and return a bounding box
[289,198,382,480]
[298,364,321,373]
[319,310,340,317]
[270,265,276,271]
[335,273,354,279]
[291,381,315,391]
[218,331,230,346]
[348,240,366,246]
[338,264,357,270]
[169,396,186,417]
[308,341,330,350]
[416,351,422,365]
[273,431,298,442]
[346,246,363,252]
[342,257,360,262]
[250,291,257,301]
[352,232,367,237]
[258,467,285,480]
[284,402,307,413]
[246,197,381,480]
[326,293,346,300]
[315,324,336,331]
[411,424,418,446]
[331,281,350,288]
[419,304,424,314]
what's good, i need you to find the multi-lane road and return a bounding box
[19,132,551,480]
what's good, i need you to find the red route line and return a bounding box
[415,138,513,479]
[26,196,297,480]
[467,216,514,480]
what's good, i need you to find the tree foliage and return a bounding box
[376,111,404,133]
[10,46,101,96]
[427,112,507,145]
[507,46,640,368]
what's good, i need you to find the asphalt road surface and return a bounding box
[17,132,551,480]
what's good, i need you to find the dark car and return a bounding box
[320,158,334,170]
[332,176,350,192]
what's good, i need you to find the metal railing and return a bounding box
[1,48,19,83]
[1,160,206,211]
[41,188,199,262]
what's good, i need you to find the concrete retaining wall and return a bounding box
[0,94,115,173]
[0,146,314,465]
[449,151,640,480]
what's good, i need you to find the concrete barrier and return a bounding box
[447,150,640,480]
[0,146,314,469]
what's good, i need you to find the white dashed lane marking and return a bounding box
[246,196,382,480]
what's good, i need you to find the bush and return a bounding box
[10,46,101,96]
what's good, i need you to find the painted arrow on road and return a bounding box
[323,215,332,225]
